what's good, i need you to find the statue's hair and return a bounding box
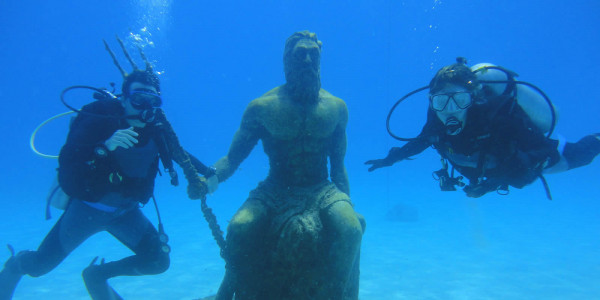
[283,30,322,63]
[103,35,159,95]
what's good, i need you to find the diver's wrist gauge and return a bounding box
[94,145,109,158]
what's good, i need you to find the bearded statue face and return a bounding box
[283,31,322,102]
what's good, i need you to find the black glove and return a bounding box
[364,158,394,172]
[187,175,208,200]
[365,147,403,172]
[463,178,503,198]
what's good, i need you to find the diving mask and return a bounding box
[129,89,162,110]
[429,91,472,112]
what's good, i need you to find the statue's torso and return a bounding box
[254,88,344,186]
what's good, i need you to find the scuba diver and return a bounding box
[365,57,600,198]
[0,37,216,299]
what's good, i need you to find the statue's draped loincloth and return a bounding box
[236,180,354,298]
[247,180,351,245]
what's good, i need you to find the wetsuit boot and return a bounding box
[0,247,25,300]
[81,225,169,300]
[82,258,123,300]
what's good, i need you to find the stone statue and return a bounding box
[210,31,365,300]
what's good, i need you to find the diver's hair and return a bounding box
[429,61,479,94]
[283,30,322,64]
[122,69,161,96]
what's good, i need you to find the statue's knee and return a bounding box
[325,202,363,244]
[228,209,260,238]
[356,212,366,233]
[346,220,363,245]
[226,203,268,248]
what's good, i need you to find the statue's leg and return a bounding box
[344,212,366,299]
[218,199,268,300]
[215,269,234,300]
[320,201,364,299]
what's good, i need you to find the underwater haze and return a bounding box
[1,0,599,299]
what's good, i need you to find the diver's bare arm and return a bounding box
[213,106,261,183]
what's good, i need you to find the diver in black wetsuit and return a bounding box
[0,39,216,300]
[366,59,600,198]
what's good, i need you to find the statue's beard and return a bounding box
[285,68,321,103]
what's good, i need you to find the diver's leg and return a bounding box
[320,200,364,299]
[563,134,600,170]
[1,200,103,299]
[217,199,268,300]
[83,208,169,300]
[0,247,24,300]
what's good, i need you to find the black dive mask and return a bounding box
[129,89,162,110]
[127,89,162,124]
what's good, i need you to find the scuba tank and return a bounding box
[470,62,559,199]
[471,63,558,134]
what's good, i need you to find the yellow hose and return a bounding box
[30,111,75,159]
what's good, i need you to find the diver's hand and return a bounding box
[104,127,138,151]
[365,147,405,172]
[463,178,501,198]
[187,175,208,200]
[206,175,219,194]
[364,158,394,172]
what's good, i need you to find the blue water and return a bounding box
[1,1,599,299]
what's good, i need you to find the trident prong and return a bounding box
[103,39,127,78]
[116,35,138,71]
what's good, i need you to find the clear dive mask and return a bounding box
[429,91,473,112]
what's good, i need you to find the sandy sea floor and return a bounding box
[3,173,600,300]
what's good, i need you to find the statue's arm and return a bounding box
[213,103,261,183]
[329,101,350,196]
